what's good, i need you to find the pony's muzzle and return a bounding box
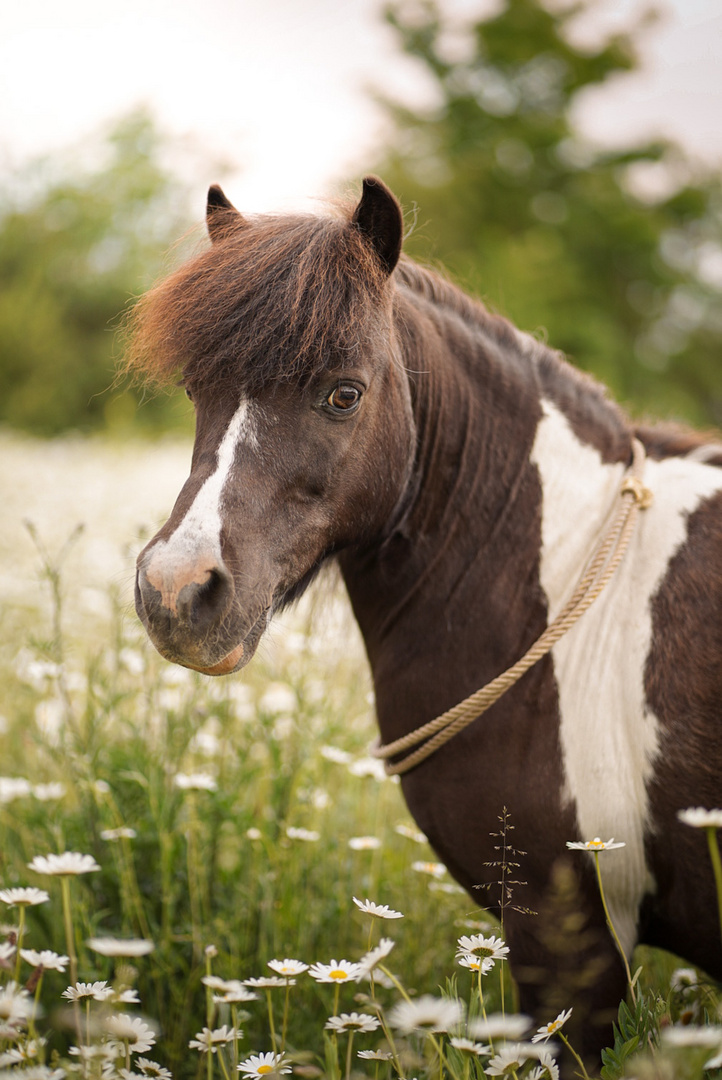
[135,545,235,638]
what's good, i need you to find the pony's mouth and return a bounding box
[186,640,246,676]
[179,606,270,677]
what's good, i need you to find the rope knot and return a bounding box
[620,475,653,509]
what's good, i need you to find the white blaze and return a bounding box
[531,398,722,955]
[151,398,258,570]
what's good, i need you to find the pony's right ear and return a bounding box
[206,184,245,242]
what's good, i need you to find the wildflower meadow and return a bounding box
[2,431,722,1080]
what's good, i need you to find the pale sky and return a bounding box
[2,0,721,213]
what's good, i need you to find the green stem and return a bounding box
[345,1032,354,1080]
[593,853,637,1006]
[60,876,78,987]
[560,1031,592,1080]
[218,1049,232,1080]
[232,1005,239,1070]
[706,826,722,949]
[282,980,291,1051]
[266,988,277,1051]
[14,905,26,983]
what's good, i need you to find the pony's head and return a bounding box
[130,178,415,673]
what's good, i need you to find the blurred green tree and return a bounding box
[374,0,722,427]
[0,109,197,435]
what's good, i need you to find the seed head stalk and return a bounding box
[592,852,636,1006]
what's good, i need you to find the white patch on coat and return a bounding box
[531,398,722,956]
[146,399,258,587]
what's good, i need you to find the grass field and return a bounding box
[0,431,720,1080]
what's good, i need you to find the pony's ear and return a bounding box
[206,184,245,242]
[351,176,403,275]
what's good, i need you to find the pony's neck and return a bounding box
[340,275,632,750]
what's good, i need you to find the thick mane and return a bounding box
[124,206,389,396]
[124,196,721,464]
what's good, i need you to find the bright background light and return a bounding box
[2,0,721,213]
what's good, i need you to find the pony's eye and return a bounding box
[326,384,361,413]
[184,386,194,403]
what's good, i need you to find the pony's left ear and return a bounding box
[351,176,403,275]
[206,184,245,242]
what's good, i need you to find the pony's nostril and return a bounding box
[176,564,234,629]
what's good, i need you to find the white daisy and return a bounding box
[0,1068,64,1080]
[468,1014,531,1040]
[100,828,137,841]
[394,823,427,844]
[28,852,100,876]
[565,838,626,852]
[173,773,217,791]
[32,784,66,802]
[324,1012,380,1033]
[87,937,155,957]
[348,836,382,850]
[114,989,141,1004]
[285,827,320,842]
[308,959,362,984]
[456,934,509,962]
[237,1051,291,1077]
[0,943,16,963]
[387,995,464,1034]
[136,1059,173,1080]
[352,897,404,920]
[0,982,33,1023]
[188,1025,241,1053]
[532,1009,572,1043]
[242,977,293,989]
[411,861,446,878]
[449,1037,491,1055]
[69,1043,120,1062]
[319,746,353,765]
[457,954,495,974]
[677,808,722,829]
[0,778,32,804]
[20,949,69,972]
[204,978,258,1003]
[662,1025,722,1047]
[528,1049,561,1080]
[105,1015,157,1053]
[357,1050,393,1061]
[670,968,699,992]
[486,1042,543,1075]
[348,758,387,781]
[62,981,112,1002]
[267,958,308,977]
[0,888,49,907]
[357,938,395,977]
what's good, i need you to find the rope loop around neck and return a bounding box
[372,438,653,776]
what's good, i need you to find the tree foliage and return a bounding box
[374,0,722,427]
[0,110,196,435]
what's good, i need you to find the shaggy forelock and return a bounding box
[124,207,391,397]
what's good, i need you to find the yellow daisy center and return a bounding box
[329,969,349,980]
[257,1067,273,1074]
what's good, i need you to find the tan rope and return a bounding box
[372,439,653,775]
